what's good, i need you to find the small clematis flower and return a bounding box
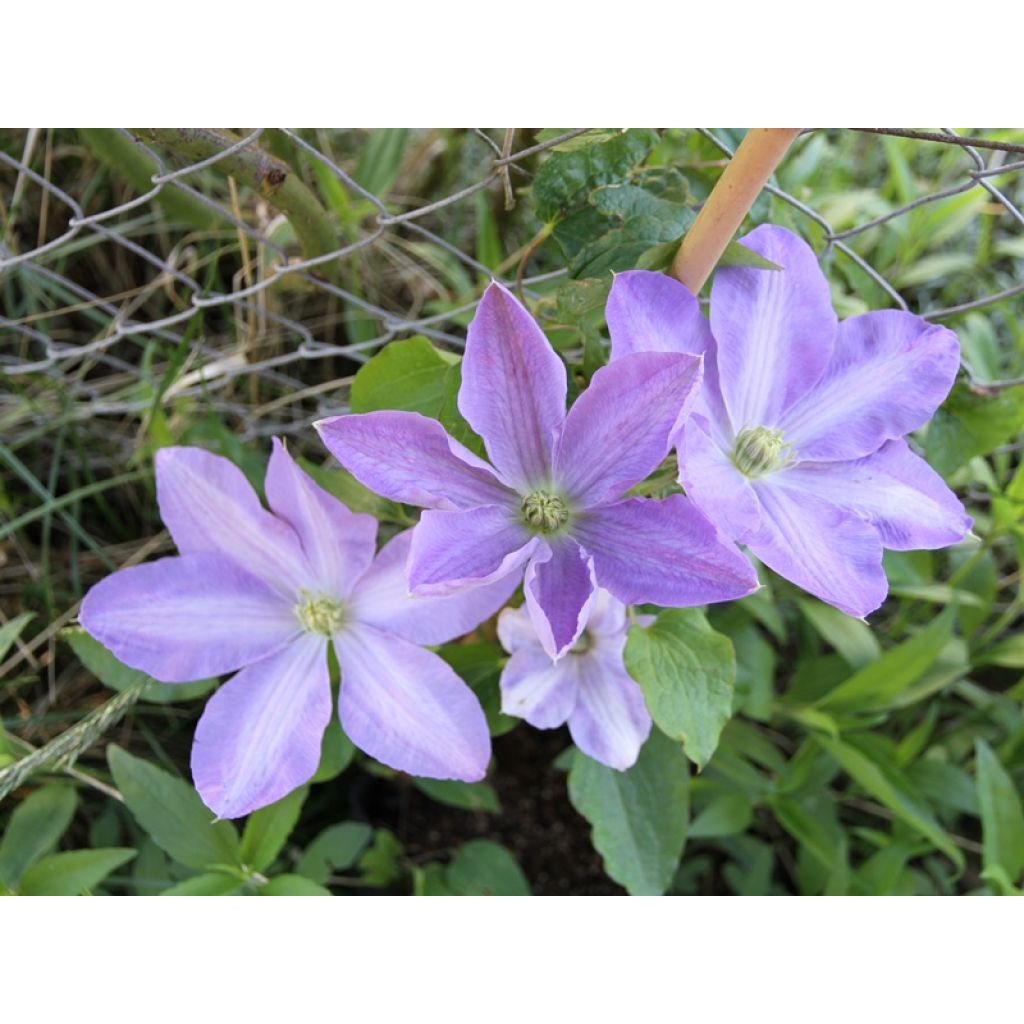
[317,282,758,661]
[606,225,972,617]
[80,441,517,818]
[498,589,652,771]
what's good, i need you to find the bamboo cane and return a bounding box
[670,128,802,293]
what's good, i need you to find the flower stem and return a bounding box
[79,129,219,230]
[671,128,802,293]
[130,129,340,273]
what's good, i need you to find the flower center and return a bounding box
[521,491,569,534]
[569,631,592,655]
[295,591,345,636]
[732,426,788,478]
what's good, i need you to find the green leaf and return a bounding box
[817,606,956,713]
[624,609,736,768]
[357,828,404,887]
[354,128,409,196]
[561,169,695,277]
[980,864,1024,897]
[718,240,783,271]
[688,793,752,839]
[732,624,776,720]
[19,848,135,895]
[108,745,240,870]
[350,336,457,419]
[311,718,356,782]
[299,461,383,517]
[851,839,918,896]
[446,840,530,896]
[413,862,456,896]
[533,129,659,222]
[534,129,627,154]
[568,729,689,896]
[975,739,1024,888]
[239,787,308,872]
[131,836,171,894]
[769,794,842,871]
[554,275,613,325]
[439,641,517,737]
[259,874,332,896]
[64,628,214,704]
[296,822,372,884]
[893,252,975,289]
[0,611,34,663]
[797,599,881,669]
[160,871,244,896]
[0,784,78,888]
[177,423,265,492]
[817,734,963,868]
[926,383,1024,476]
[413,777,501,813]
[977,635,1024,669]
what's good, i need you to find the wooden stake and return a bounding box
[671,128,802,293]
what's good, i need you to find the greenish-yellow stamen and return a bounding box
[570,631,592,655]
[732,426,787,478]
[295,591,345,636]
[521,491,570,534]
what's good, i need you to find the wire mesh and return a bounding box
[3,128,1023,443]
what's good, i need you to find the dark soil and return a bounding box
[371,724,625,896]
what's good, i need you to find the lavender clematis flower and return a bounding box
[80,441,517,818]
[498,589,652,770]
[606,225,972,617]
[317,282,758,660]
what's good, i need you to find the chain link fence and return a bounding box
[3,128,1023,442]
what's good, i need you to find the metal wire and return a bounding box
[2,127,1023,446]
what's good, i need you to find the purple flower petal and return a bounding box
[711,225,836,429]
[782,440,972,551]
[336,624,491,782]
[523,537,597,660]
[499,643,578,729]
[408,505,538,597]
[459,282,566,491]
[747,478,887,617]
[553,352,702,508]
[155,447,310,597]
[573,494,758,607]
[191,634,330,818]
[316,411,512,511]
[567,648,652,771]
[350,529,519,645]
[606,270,713,359]
[779,311,961,462]
[265,438,377,596]
[584,587,629,637]
[691,343,734,440]
[80,554,298,682]
[677,418,761,541]
[496,602,544,654]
